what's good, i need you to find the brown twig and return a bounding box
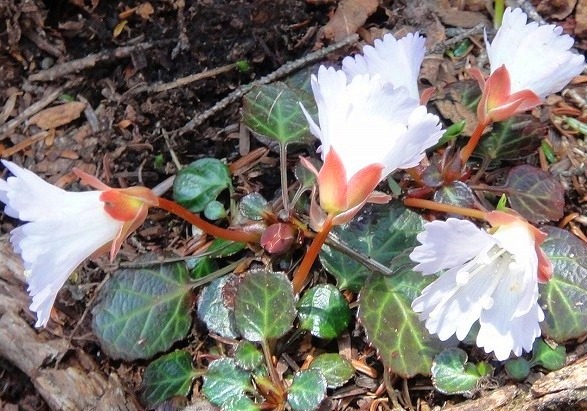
[28,41,167,82]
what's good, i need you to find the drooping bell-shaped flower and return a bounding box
[0,160,158,327]
[410,211,553,360]
[472,7,585,124]
[342,32,426,101]
[300,66,443,228]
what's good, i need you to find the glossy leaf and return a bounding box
[92,262,194,361]
[223,395,260,411]
[187,256,218,280]
[206,238,246,258]
[433,181,479,210]
[287,369,327,411]
[234,270,297,341]
[173,158,231,212]
[320,203,425,292]
[202,358,253,407]
[539,227,587,342]
[431,348,485,396]
[502,165,565,223]
[298,284,351,339]
[242,82,316,146]
[529,339,566,371]
[474,115,544,161]
[239,192,270,221]
[203,200,226,220]
[358,254,443,377]
[234,341,263,371]
[197,274,240,339]
[141,350,202,409]
[309,353,354,388]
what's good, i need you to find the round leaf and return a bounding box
[173,158,231,212]
[234,341,264,371]
[234,270,297,341]
[239,192,270,221]
[202,358,253,407]
[203,200,226,220]
[223,395,260,411]
[141,350,201,409]
[529,339,566,371]
[298,284,351,339]
[320,203,425,292]
[504,357,531,381]
[92,262,194,361]
[503,165,565,223]
[242,83,315,146]
[197,274,240,339]
[539,227,587,342]
[287,369,327,411]
[309,353,354,388]
[433,181,479,210]
[358,254,443,377]
[431,348,482,396]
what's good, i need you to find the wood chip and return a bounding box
[28,102,86,130]
[323,0,379,42]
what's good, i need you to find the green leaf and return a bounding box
[92,262,194,361]
[203,200,226,220]
[222,395,260,411]
[287,369,327,411]
[141,350,202,409]
[433,181,479,209]
[173,158,232,212]
[309,353,354,388]
[504,357,531,381]
[239,193,270,221]
[320,203,425,292]
[474,115,544,161]
[242,83,316,146]
[294,159,319,190]
[298,284,351,339]
[187,256,218,280]
[234,270,297,341]
[197,274,240,339]
[233,341,264,371]
[502,165,565,223]
[539,227,587,342]
[202,358,253,407]
[431,348,484,396]
[358,255,443,377]
[205,238,246,258]
[529,339,566,371]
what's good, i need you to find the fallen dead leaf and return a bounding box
[28,102,86,130]
[137,2,155,20]
[537,0,578,20]
[436,7,490,28]
[323,0,379,42]
[576,0,587,38]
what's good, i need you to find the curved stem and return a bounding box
[157,197,259,243]
[459,121,490,165]
[291,214,335,294]
[404,197,487,220]
[279,144,290,214]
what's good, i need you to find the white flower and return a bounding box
[0,160,157,327]
[486,8,585,99]
[300,66,443,225]
[472,7,585,124]
[342,32,426,100]
[410,217,549,361]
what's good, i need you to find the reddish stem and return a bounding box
[404,197,487,220]
[157,197,259,244]
[459,121,490,165]
[291,214,335,294]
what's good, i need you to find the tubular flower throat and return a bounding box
[410,213,553,361]
[0,160,158,327]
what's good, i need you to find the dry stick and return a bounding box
[127,63,237,95]
[0,80,77,139]
[177,34,360,135]
[430,23,486,55]
[28,41,167,82]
